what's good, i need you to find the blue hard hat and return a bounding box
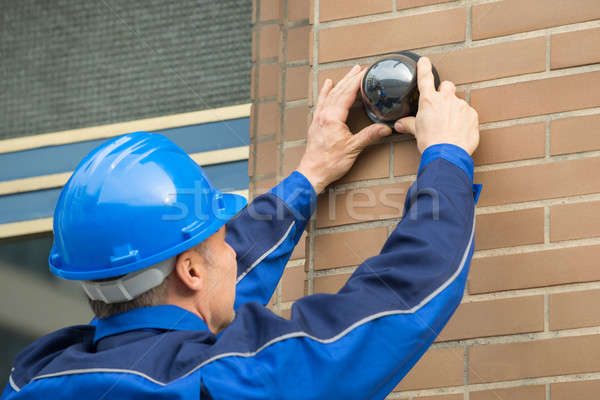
[49,132,247,280]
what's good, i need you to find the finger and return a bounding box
[438,80,456,95]
[322,69,366,122]
[335,64,361,91]
[350,123,392,151]
[326,65,361,101]
[394,117,416,135]
[325,68,364,110]
[417,57,435,96]
[317,78,333,109]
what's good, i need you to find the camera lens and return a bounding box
[360,51,440,127]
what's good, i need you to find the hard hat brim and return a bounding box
[49,191,248,281]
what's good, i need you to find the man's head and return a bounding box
[49,132,247,333]
[89,225,238,333]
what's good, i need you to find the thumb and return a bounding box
[394,117,416,135]
[351,123,392,151]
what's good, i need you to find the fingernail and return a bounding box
[351,64,360,73]
[394,121,403,131]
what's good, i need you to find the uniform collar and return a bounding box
[90,305,209,343]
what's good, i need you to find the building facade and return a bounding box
[249,0,600,399]
[0,0,252,388]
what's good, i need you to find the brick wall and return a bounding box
[249,1,600,398]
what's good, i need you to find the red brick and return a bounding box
[551,114,600,155]
[436,296,544,342]
[285,65,310,101]
[319,0,392,22]
[313,273,351,294]
[282,144,305,176]
[257,63,280,98]
[469,245,600,294]
[551,201,600,242]
[259,0,281,21]
[550,289,600,331]
[318,64,369,89]
[475,157,600,207]
[255,140,279,175]
[472,0,600,40]
[314,226,388,270]
[281,265,306,302]
[290,232,307,260]
[471,71,600,123]
[394,140,420,176]
[318,8,466,63]
[475,208,545,251]
[470,385,545,400]
[280,307,291,319]
[248,142,255,177]
[284,105,309,142]
[552,379,600,400]
[394,122,546,176]
[473,122,546,166]
[338,143,390,184]
[316,182,411,228]
[256,101,280,138]
[259,25,280,60]
[397,0,454,10]
[286,25,310,62]
[469,334,600,383]
[287,0,310,22]
[429,37,546,85]
[251,177,277,199]
[394,347,464,391]
[551,27,600,70]
[414,395,462,400]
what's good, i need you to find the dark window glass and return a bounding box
[0,0,252,140]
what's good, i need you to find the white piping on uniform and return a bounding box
[31,214,475,387]
[9,374,20,392]
[235,221,295,284]
[31,368,164,386]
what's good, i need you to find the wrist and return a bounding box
[295,163,328,195]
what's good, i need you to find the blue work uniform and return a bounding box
[2,144,481,400]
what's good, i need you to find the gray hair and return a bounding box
[88,240,213,319]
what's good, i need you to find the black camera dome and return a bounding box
[360,51,440,127]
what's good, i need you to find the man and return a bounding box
[2,57,480,399]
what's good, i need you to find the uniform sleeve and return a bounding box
[226,171,317,310]
[1,371,19,399]
[204,145,480,400]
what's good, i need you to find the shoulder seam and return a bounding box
[9,374,21,392]
[235,220,295,284]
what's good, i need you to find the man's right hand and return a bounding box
[394,57,480,156]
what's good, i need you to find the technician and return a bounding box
[2,57,480,399]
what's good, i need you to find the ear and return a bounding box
[174,249,206,292]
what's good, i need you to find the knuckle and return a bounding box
[314,112,327,125]
[321,112,336,124]
[441,80,455,89]
[419,92,434,103]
